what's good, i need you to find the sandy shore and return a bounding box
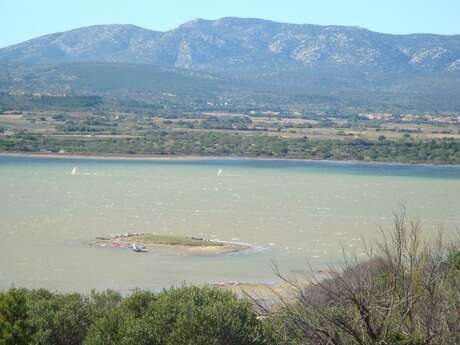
[214,270,334,308]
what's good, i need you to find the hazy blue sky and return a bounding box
[1,0,459,48]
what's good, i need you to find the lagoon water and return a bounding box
[1,155,460,292]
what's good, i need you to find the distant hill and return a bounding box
[1,18,460,74]
[1,18,460,114]
[0,62,224,95]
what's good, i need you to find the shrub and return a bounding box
[85,286,271,345]
[448,250,460,269]
[272,209,460,345]
[0,289,34,345]
[27,292,95,345]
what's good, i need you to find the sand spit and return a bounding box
[93,233,249,256]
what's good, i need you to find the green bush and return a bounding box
[0,289,34,345]
[448,251,460,269]
[85,286,270,345]
[27,292,95,345]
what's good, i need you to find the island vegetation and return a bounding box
[2,212,460,345]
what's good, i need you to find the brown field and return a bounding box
[2,110,459,142]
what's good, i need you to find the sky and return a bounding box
[1,0,460,48]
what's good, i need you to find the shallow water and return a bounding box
[1,155,460,292]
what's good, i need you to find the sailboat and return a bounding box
[71,166,77,175]
[217,168,223,176]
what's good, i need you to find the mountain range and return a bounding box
[1,17,460,74]
[1,18,460,114]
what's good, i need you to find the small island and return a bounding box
[93,233,249,256]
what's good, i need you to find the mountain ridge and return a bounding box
[2,18,460,114]
[1,17,460,74]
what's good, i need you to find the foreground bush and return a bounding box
[0,286,271,345]
[85,286,270,345]
[0,288,33,345]
[272,209,460,345]
[27,290,99,345]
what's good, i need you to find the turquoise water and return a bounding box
[1,155,460,292]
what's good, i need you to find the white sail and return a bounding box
[71,167,77,175]
[217,168,223,176]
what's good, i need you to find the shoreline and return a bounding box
[1,151,460,168]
